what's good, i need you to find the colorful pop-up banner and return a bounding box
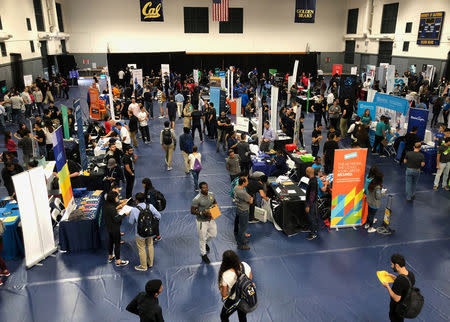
[52,127,74,209]
[331,149,367,228]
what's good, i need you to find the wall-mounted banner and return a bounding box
[295,0,316,23]
[331,149,367,228]
[140,0,164,22]
[407,108,429,141]
[417,11,445,46]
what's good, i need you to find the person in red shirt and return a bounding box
[104,115,112,133]
[4,131,17,157]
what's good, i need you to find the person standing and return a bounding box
[340,99,353,137]
[191,106,204,143]
[382,254,416,322]
[260,121,275,152]
[372,116,388,156]
[233,177,252,250]
[156,87,165,118]
[123,146,137,198]
[33,122,47,158]
[160,121,176,171]
[32,87,44,116]
[323,133,339,174]
[190,182,218,264]
[183,101,192,129]
[365,172,383,233]
[0,219,11,286]
[143,87,154,119]
[175,91,184,119]
[127,110,139,148]
[401,126,421,164]
[118,69,125,86]
[166,96,177,129]
[126,279,164,322]
[179,127,194,174]
[128,97,140,117]
[189,145,202,191]
[10,91,24,124]
[104,191,129,267]
[311,123,323,158]
[443,97,450,126]
[433,137,450,190]
[1,162,24,197]
[226,149,241,182]
[116,122,131,151]
[236,134,251,175]
[17,129,33,167]
[246,175,269,224]
[404,142,425,202]
[328,98,341,130]
[216,111,230,152]
[218,250,253,322]
[305,167,319,240]
[138,105,151,144]
[128,193,161,271]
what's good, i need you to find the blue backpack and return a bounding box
[231,263,258,313]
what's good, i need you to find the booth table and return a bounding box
[286,152,314,180]
[0,198,24,260]
[268,181,307,236]
[274,133,293,151]
[59,191,104,252]
[251,153,276,176]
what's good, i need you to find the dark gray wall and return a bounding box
[0,57,43,89]
[71,53,108,69]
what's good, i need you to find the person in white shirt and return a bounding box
[218,250,253,321]
[137,105,150,144]
[32,87,44,116]
[10,91,24,124]
[21,88,32,118]
[128,97,140,117]
[116,122,131,148]
[175,92,184,119]
[118,69,125,86]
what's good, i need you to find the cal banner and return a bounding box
[331,149,367,228]
[74,100,88,170]
[295,0,316,23]
[140,0,164,22]
[407,108,429,141]
[52,127,74,210]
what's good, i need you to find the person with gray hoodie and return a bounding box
[365,172,384,233]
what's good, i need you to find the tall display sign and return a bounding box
[61,105,70,139]
[161,64,170,77]
[52,127,74,211]
[107,76,115,120]
[193,69,199,84]
[88,86,101,120]
[132,69,143,90]
[270,86,279,137]
[74,100,88,170]
[385,65,396,94]
[293,105,302,146]
[407,108,429,141]
[331,149,367,228]
[256,95,263,140]
[295,0,316,23]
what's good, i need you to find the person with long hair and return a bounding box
[365,172,384,233]
[103,191,129,267]
[218,250,253,322]
[4,131,17,157]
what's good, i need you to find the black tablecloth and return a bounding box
[268,182,307,236]
[59,191,104,252]
[286,152,313,181]
[274,136,293,151]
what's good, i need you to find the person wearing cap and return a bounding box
[104,158,123,192]
[126,279,164,322]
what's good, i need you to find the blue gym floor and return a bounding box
[0,80,449,321]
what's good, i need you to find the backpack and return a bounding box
[193,157,202,172]
[136,205,158,238]
[396,275,424,319]
[149,189,166,211]
[231,263,258,313]
[162,129,173,145]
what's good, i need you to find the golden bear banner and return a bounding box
[295,0,316,23]
[140,0,164,22]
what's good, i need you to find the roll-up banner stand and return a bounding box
[270,86,279,138]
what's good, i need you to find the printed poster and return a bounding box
[331,149,367,228]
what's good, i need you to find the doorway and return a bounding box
[10,53,24,90]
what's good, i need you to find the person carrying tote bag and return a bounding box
[189,145,202,191]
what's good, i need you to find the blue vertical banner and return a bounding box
[210,87,221,117]
[407,108,429,141]
[52,127,74,209]
[295,0,316,23]
[74,100,88,170]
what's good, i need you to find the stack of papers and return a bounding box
[119,205,133,216]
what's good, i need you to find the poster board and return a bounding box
[332,64,343,75]
[132,69,143,90]
[161,64,170,77]
[61,105,70,139]
[236,97,242,118]
[235,117,249,133]
[331,149,367,228]
[23,75,33,87]
[193,69,199,84]
[350,67,357,75]
[256,95,263,140]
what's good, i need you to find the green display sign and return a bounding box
[61,105,70,139]
[269,69,278,76]
[1,86,6,94]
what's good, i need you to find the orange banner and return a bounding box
[89,87,101,120]
[330,149,367,228]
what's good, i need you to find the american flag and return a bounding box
[212,0,229,22]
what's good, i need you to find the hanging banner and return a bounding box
[385,65,396,93]
[331,149,367,228]
[292,60,299,83]
[132,69,143,90]
[332,64,343,75]
[270,86,279,138]
[366,65,376,84]
[140,0,164,22]
[295,0,316,23]
[61,105,70,139]
[52,127,74,210]
[74,100,88,170]
[417,12,445,46]
[407,108,429,141]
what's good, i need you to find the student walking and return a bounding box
[160,121,176,171]
[128,192,161,271]
[189,145,202,191]
[218,250,253,322]
[305,167,319,240]
[233,177,252,250]
[142,178,163,242]
[179,127,194,174]
[126,279,164,321]
[191,182,218,264]
[404,143,425,202]
[103,191,129,267]
[311,124,323,158]
[191,105,204,143]
[138,105,151,143]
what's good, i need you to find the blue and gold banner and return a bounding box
[295,0,316,23]
[140,0,164,22]
[52,127,73,209]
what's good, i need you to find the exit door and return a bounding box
[10,53,24,90]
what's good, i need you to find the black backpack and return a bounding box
[162,129,173,145]
[136,205,158,238]
[232,263,258,313]
[149,189,166,211]
[396,275,424,319]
